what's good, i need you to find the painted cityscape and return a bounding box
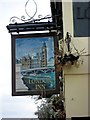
[16,35,56,92]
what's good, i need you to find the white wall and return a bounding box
[64,74,88,118]
[62,0,89,118]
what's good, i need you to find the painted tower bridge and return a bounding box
[21,67,55,76]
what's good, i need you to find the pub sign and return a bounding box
[11,32,60,97]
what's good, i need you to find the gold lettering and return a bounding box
[28,79,50,84]
[35,84,45,90]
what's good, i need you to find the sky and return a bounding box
[16,36,54,62]
[0,0,51,118]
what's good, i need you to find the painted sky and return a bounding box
[0,0,51,119]
[16,36,54,63]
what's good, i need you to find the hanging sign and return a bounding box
[11,32,60,97]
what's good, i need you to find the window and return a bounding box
[73,2,90,37]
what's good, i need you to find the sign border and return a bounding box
[11,32,60,97]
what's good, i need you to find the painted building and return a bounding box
[31,53,41,68]
[41,42,47,67]
[21,55,31,69]
[20,42,47,69]
[61,0,90,118]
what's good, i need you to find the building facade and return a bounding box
[20,42,47,69]
[31,53,41,68]
[21,56,31,69]
[61,0,90,118]
[41,42,47,67]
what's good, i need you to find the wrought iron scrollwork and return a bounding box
[10,0,52,24]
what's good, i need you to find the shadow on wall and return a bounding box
[71,117,90,120]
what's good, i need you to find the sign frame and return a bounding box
[11,32,60,97]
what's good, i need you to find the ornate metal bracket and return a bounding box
[9,0,51,23]
[6,0,62,33]
[6,22,61,33]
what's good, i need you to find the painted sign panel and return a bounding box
[11,32,60,97]
[73,2,90,37]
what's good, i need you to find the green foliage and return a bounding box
[35,93,66,119]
